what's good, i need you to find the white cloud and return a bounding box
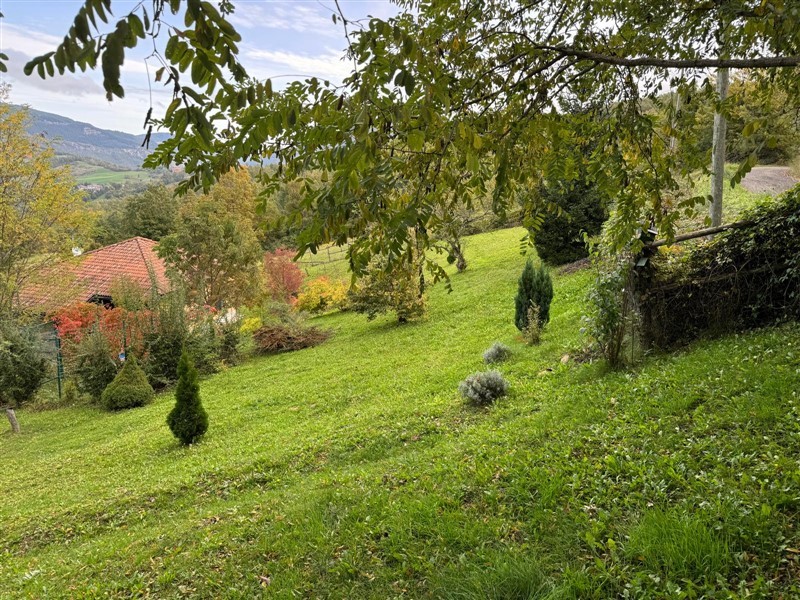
[1,22,171,132]
[1,2,401,132]
[3,48,104,97]
[0,22,61,57]
[244,47,352,82]
[227,3,340,37]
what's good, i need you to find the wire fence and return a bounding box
[38,322,66,399]
[295,245,350,268]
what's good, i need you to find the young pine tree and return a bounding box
[167,349,209,445]
[514,259,554,331]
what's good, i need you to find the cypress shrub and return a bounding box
[167,350,208,445]
[143,328,184,389]
[514,259,554,331]
[101,354,155,410]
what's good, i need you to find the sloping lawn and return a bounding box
[2,227,799,598]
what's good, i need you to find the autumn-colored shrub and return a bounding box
[263,248,304,304]
[52,302,150,361]
[240,316,262,335]
[295,276,348,314]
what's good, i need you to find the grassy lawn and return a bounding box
[677,165,774,233]
[75,167,153,185]
[2,227,800,598]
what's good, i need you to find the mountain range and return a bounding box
[21,106,171,170]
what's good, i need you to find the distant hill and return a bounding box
[21,106,171,170]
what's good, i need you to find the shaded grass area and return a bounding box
[2,227,800,598]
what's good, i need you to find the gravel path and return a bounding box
[740,166,799,195]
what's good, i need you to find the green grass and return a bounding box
[75,166,153,185]
[677,165,773,233]
[3,227,800,598]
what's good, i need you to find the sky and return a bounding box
[0,0,398,133]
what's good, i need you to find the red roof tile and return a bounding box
[19,237,170,310]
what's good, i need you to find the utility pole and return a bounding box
[710,68,730,227]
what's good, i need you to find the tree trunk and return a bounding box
[446,237,468,273]
[710,67,729,227]
[5,408,20,433]
[453,243,467,273]
[455,253,467,273]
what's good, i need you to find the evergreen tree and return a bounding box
[167,350,208,445]
[533,181,608,265]
[514,260,554,331]
[101,354,155,410]
[0,320,48,432]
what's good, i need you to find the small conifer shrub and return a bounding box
[101,354,155,410]
[167,350,209,445]
[459,370,509,405]
[514,259,553,331]
[483,342,512,364]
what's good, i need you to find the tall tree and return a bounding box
[0,91,91,313]
[157,177,263,308]
[206,167,259,226]
[15,1,800,276]
[122,184,179,241]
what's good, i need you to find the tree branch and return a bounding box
[539,46,800,68]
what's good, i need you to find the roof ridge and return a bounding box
[135,236,151,268]
[81,236,157,257]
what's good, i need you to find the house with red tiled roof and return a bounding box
[19,237,170,311]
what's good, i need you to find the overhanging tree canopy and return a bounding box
[9,0,799,277]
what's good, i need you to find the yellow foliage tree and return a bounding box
[0,93,91,313]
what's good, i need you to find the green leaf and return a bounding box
[402,36,413,57]
[466,152,479,173]
[403,73,415,96]
[128,14,145,39]
[407,130,424,151]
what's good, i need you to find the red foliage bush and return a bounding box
[51,302,152,360]
[263,248,304,304]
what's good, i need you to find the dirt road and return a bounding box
[740,166,798,195]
